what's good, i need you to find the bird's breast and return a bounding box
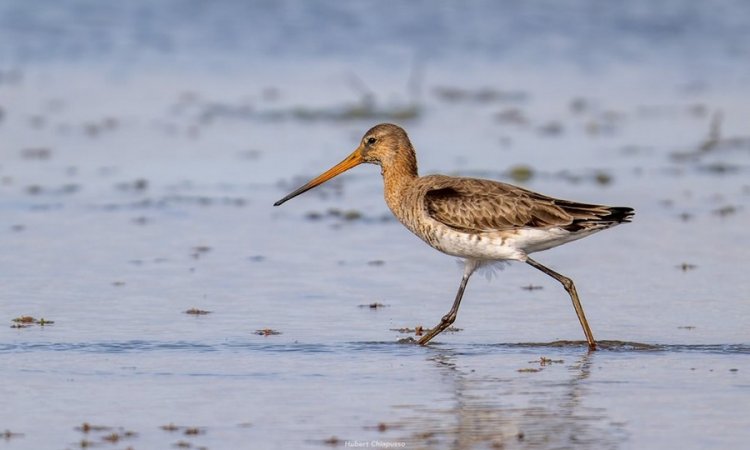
[384,179,526,261]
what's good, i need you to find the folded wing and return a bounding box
[421,176,633,233]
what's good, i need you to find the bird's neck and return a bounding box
[381,151,418,215]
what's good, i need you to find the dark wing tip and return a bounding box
[608,206,635,223]
[563,206,634,232]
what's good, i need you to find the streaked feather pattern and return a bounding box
[420,175,633,233]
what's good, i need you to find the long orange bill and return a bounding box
[274,148,364,206]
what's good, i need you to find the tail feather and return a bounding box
[565,206,634,232]
[602,206,635,224]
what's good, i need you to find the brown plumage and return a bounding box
[275,123,634,349]
[422,176,631,232]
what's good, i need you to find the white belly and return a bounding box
[431,227,593,262]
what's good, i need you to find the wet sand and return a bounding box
[2,1,750,449]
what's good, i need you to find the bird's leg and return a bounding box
[418,260,480,345]
[525,257,597,350]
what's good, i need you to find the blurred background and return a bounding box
[2,0,749,183]
[1,1,749,449]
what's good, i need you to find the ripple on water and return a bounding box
[2,339,748,355]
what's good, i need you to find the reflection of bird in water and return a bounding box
[394,351,619,449]
[275,124,633,348]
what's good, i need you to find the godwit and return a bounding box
[274,123,633,349]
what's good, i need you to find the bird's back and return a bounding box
[392,174,633,260]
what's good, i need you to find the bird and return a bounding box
[274,123,634,349]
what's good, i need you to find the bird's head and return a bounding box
[274,123,415,206]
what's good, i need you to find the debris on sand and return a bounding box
[358,302,387,309]
[391,326,461,336]
[2,430,24,441]
[255,328,281,336]
[10,316,54,328]
[677,263,697,272]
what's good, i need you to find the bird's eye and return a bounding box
[367,137,377,145]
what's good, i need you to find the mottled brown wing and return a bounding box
[421,176,620,232]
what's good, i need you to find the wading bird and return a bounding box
[274,124,633,349]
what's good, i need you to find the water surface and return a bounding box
[1,1,749,449]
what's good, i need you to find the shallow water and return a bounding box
[1,1,750,449]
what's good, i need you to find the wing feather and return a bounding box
[421,175,628,232]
